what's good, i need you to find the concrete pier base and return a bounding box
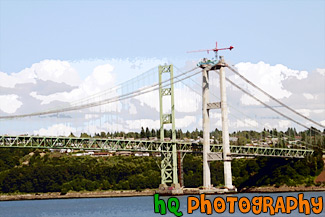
[199,187,237,194]
[156,183,184,196]
[156,185,237,196]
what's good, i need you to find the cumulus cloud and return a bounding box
[0,60,81,89]
[124,116,196,131]
[33,123,76,137]
[210,112,221,119]
[259,119,295,131]
[126,119,159,130]
[316,68,325,76]
[233,118,258,128]
[240,94,264,105]
[32,60,81,86]
[1,58,324,135]
[233,61,308,105]
[85,114,99,120]
[296,109,311,117]
[278,120,291,129]
[176,116,196,128]
[30,64,115,105]
[129,103,137,114]
[303,93,316,100]
[0,94,23,113]
[134,85,200,113]
[0,68,36,88]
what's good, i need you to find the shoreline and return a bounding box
[239,185,325,193]
[0,189,156,201]
[0,186,324,201]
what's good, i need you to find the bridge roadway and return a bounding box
[0,135,313,158]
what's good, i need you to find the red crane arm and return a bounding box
[187,42,233,54]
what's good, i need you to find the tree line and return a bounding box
[0,147,323,194]
[75,127,325,148]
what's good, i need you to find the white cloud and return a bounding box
[210,112,221,119]
[85,114,99,120]
[278,120,291,130]
[233,118,258,128]
[198,117,202,128]
[134,85,200,113]
[0,69,36,88]
[32,60,81,86]
[124,116,196,131]
[30,63,115,105]
[126,119,160,130]
[316,68,325,76]
[135,87,159,111]
[97,122,125,133]
[91,101,123,114]
[296,109,311,117]
[261,120,291,131]
[0,60,81,88]
[263,122,273,130]
[303,93,316,100]
[33,123,76,137]
[176,116,196,128]
[70,57,168,81]
[175,87,201,113]
[240,93,264,105]
[313,109,324,114]
[234,61,308,105]
[0,95,23,113]
[1,58,324,135]
[129,103,137,114]
[82,64,114,92]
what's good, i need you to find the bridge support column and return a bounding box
[201,57,235,192]
[158,64,178,185]
[219,57,234,190]
[202,68,211,188]
[177,151,184,187]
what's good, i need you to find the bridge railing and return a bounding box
[210,144,313,158]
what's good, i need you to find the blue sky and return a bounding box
[1,0,324,73]
[0,0,324,135]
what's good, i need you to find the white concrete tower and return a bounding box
[202,68,211,188]
[219,57,233,189]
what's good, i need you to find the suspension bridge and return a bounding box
[0,50,323,193]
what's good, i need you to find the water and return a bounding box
[0,192,323,217]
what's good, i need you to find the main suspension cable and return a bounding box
[0,66,201,119]
[219,70,324,137]
[226,63,325,129]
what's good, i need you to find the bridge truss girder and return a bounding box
[0,135,184,152]
[0,135,314,159]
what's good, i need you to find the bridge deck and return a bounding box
[0,135,313,158]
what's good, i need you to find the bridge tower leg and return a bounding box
[201,56,235,191]
[219,57,234,190]
[202,68,211,188]
[158,64,178,185]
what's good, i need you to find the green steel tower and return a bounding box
[159,64,178,185]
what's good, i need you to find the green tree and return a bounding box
[145,127,151,138]
[140,127,145,138]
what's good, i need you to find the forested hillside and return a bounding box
[0,147,323,194]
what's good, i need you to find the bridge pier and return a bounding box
[157,64,183,195]
[202,68,211,188]
[219,58,234,190]
[201,57,235,191]
[177,151,184,187]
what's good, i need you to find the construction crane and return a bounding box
[188,42,233,68]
